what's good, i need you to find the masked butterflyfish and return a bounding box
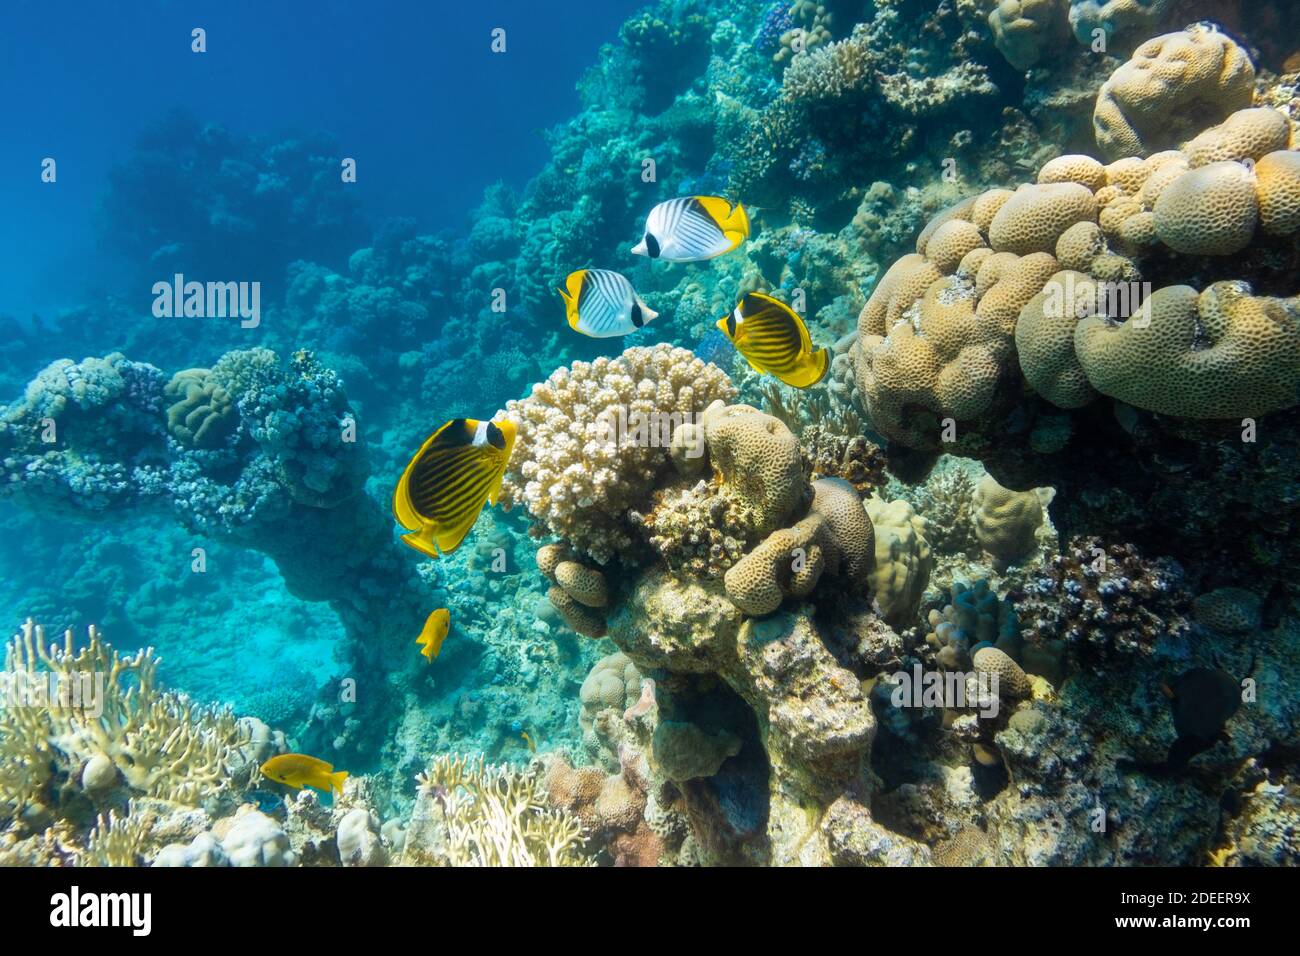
[558,268,659,338]
[260,753,349,795]
[631,196,750,262]
[393,417,517,558]
[416,607,451,662]
[717,292,829,389]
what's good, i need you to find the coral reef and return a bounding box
[499,345,736,563]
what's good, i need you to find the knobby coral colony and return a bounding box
[3,0,1300,868]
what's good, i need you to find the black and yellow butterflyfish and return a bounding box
[716,292,829,389]
[393,417,517,558]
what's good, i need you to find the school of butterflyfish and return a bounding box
[262,195,834,793]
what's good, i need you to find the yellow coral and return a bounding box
[724,514,829,616]
[988,0,1070,71]
[1255,150,1300,236]
[702,402,809,537]
[988,183,1098,255]
[1152,160,1259,255]
[864,496,932,627]
[1015,270,1100,409]
[972,476,1045,568]
[1183,108,1292,168]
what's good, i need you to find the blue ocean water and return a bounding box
[0,0,645,762]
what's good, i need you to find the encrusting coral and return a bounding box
[972,475,1047,569]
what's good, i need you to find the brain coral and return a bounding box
[1015,270,1101,408]
[1152,161,1258,255]
[701,401,809,538]
[500,344,736,563]
[724,514,829,616]
[1067,0,1172,48]
[1255,150,1300,236]
[810,477,874,580]
[1074,282,1300,418]
[852,191,1066,447]
[164,368,235,448]
[578,652,643,770]
[1092,26,1256,160]
[1183,108,1293,169]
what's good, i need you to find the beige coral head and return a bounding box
[1075,282,1300,419]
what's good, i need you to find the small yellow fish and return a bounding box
[260,753,349,795]
[558,269,659,338]
[716,292,829,388]
[393,417,517,558]
[631,196,750,261]
[416,607,450,661]
[520,730,536,753]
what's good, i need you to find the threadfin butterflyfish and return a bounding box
[557,269,659,338]
[260,753,349,795]
[393,417,517,558]
[631,196,750,262]
[716,292,829,388]
[416,607,450,661]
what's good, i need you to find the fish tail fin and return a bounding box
[557,286,581,330]
[783,348,831,389]
[401,528,442,560]
[728,201,750,239]
[331,771,349,796]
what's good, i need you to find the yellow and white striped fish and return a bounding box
[558,268,659,338]
[392,417,517,558]
[717,292,829,389]
[631,196,750,262]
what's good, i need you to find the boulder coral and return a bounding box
[988,0,1071,72]
[864,496,933,628]
[851,104,1300,447]
[1074,282,1300,419]
[1092,25,1256,160]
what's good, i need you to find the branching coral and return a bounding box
[499,345,736,564]
[0,620,251,817]
[403,754,592,867]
